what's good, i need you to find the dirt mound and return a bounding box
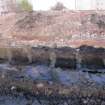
[0,11,105,47]
[15,12,55,29]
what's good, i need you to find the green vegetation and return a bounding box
[18,0,33,11]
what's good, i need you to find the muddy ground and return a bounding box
[0,46,104,104]
[0,63,105,105]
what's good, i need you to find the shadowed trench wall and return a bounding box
[0,45,104,70]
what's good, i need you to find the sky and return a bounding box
[29,0,94,10]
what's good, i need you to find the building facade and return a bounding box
[75,0,105,10]
[95,0,105,10]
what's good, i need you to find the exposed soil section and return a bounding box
[0,10,105,105]
[0,11,105,47]
[0,45,104,70]
[0,45,104,104]
[0,63,105,105]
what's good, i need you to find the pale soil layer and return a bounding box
[0,11,105,48]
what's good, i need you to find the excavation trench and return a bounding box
[0,45,105,105]
[0,45,105,70]
[0,65,105,105]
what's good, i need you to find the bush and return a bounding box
[90,14,105,29]
[19,0,33,11]
[51,2,66,11]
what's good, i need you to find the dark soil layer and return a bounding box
[0,45,104,104]
[0,63,104,105]
[0,77,105,105]
[0,45,105,70]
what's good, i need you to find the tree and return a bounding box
[18,0,33,11]
[51,2,66,11]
